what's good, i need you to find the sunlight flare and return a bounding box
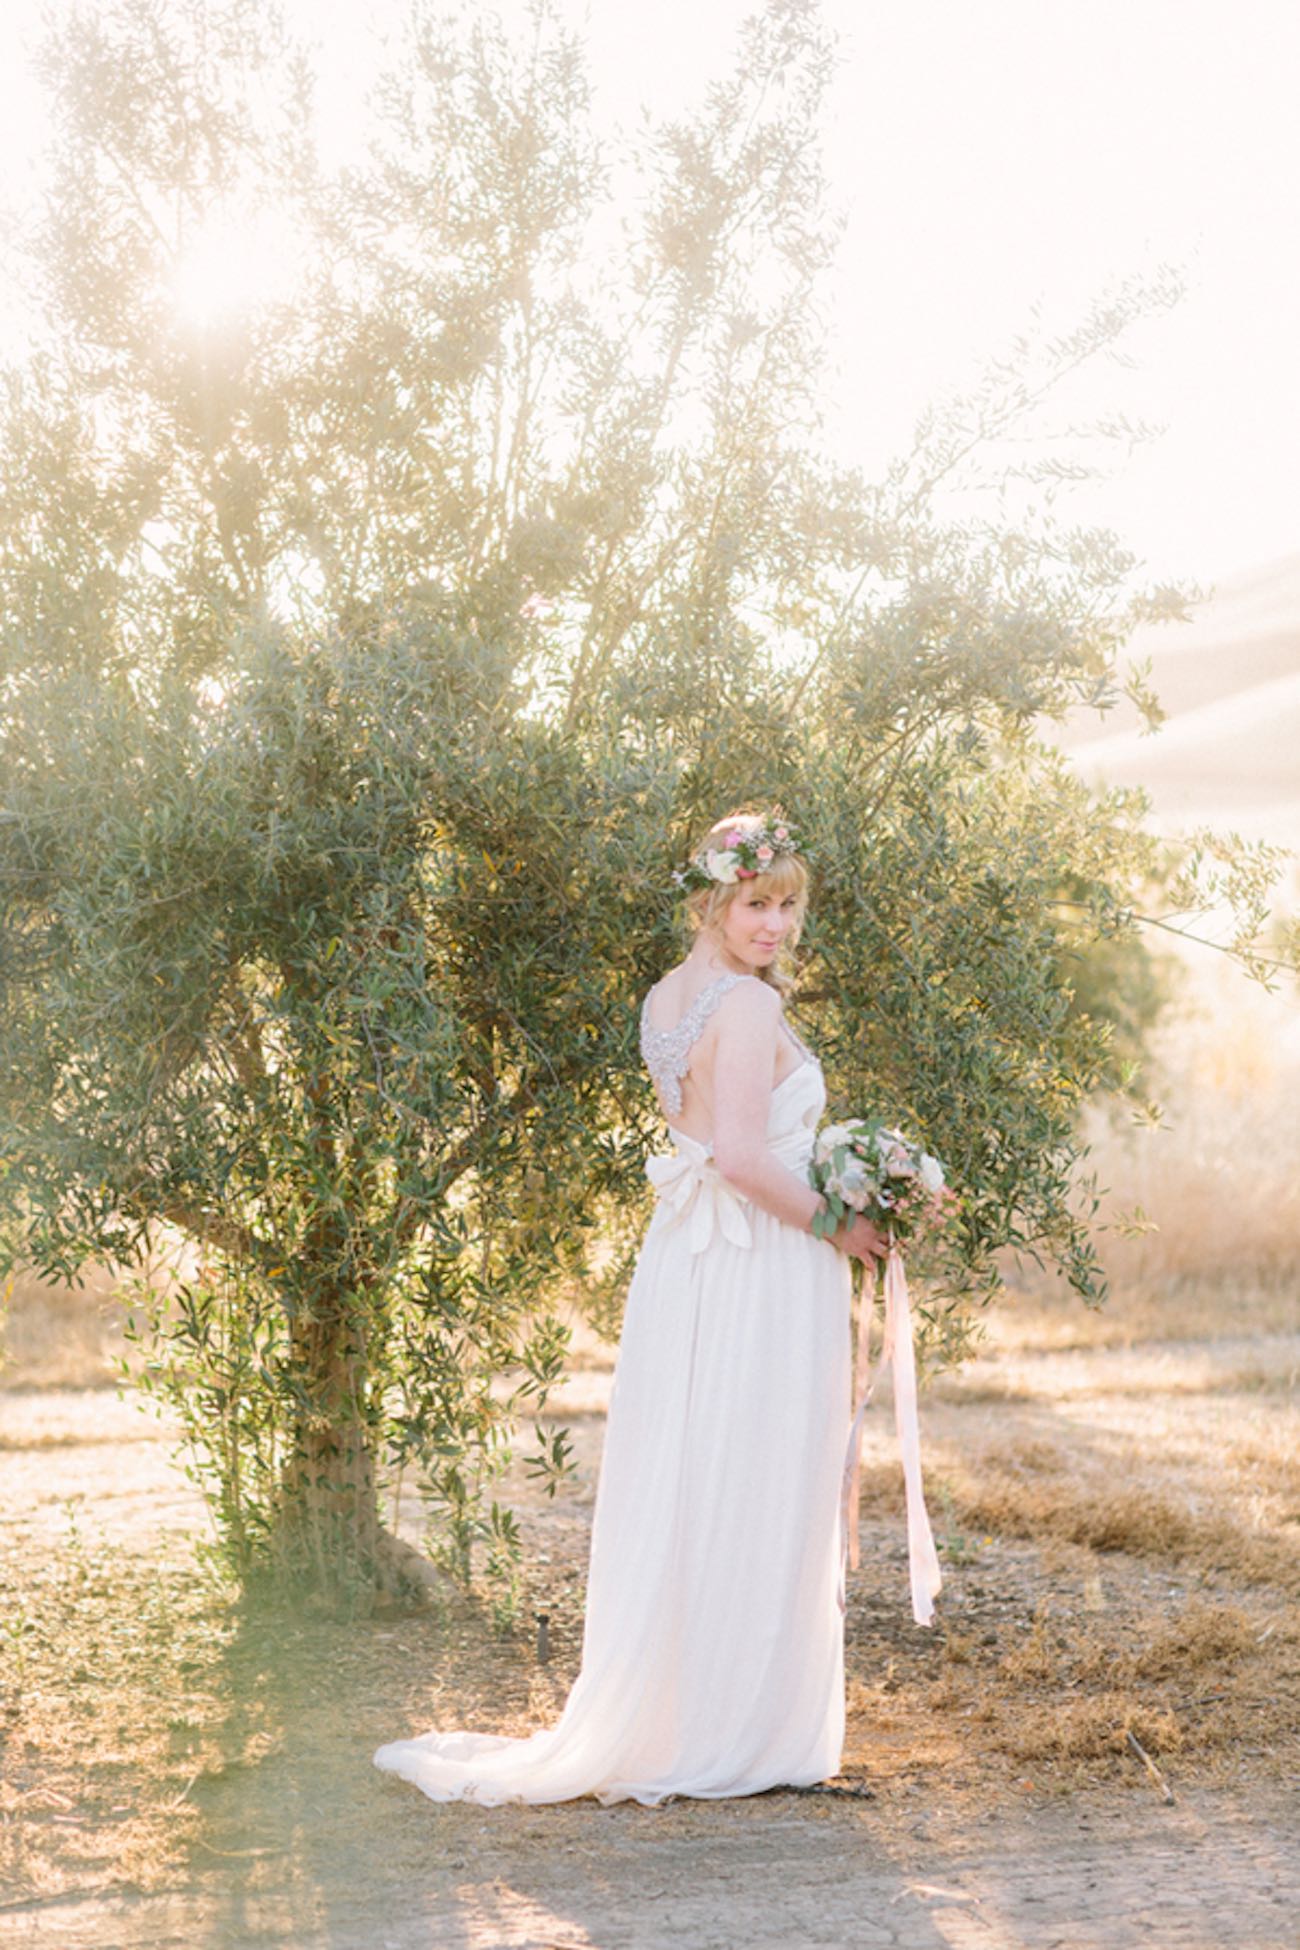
[171,208,304,327]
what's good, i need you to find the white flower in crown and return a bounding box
[673,812,802,894]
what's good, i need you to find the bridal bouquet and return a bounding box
[809,1117,954,1247]
[810,1116,955,1630]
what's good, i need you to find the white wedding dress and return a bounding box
[373,972,852,1806]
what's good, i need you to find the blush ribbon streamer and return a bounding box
[837,1241,943,1627]
[647,1138,943,1627]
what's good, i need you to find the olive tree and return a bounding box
[2,0,1291,1612]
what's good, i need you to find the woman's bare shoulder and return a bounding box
[642,963,690,1015]
[714,974,781,1026]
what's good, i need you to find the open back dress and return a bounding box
[372,970,853,1805]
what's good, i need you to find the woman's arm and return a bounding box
[710,982,887,1262]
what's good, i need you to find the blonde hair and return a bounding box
[681,810,808,993]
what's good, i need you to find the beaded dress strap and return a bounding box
[639,973,747,1118]
[779,1014,817,1067]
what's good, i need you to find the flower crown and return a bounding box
[672,816,801,892]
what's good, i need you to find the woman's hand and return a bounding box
[833,1212,891,1264]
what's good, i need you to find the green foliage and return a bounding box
[1,0,1292,1608]
[1052,868,1176,1100]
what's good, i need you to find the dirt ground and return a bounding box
[1,1262,1298,1948]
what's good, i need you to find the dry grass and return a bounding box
[841,1573,1299,1795]
[933,1447,1299,1595]
[983,1269,1299,1357]
[2,962,1298,1910]
[1027,965,1300,1301]
[998,1696,1186,1763]
[3,1315,1297,1906]
[969,957,1300,1383]
[986,1597,1296,1770]
[0,1537,222,1897]
[0,1267,127,1389]
[0,1233,198,1391]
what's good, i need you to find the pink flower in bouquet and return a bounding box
[811,1117,954,1252]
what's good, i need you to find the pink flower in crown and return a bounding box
[725,830,745,849]
[774,825,788,841]
[735,866,758,878]
[756,844,774,863]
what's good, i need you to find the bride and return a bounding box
[373,810,889,1806]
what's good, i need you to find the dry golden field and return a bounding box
[1,947,1297,1947]
[4,542,1299,1941]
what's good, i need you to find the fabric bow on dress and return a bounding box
[646,1125,820,1256]
[644,1135,754,1253]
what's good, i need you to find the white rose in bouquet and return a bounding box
[836,1158,872,1208]
[810,1114,954,1247]
[918,1152,946,1194]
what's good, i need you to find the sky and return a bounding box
[3,0,1297,594]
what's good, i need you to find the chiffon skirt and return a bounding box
[373,1158,853,1807]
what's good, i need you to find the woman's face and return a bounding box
[717,880,802,971]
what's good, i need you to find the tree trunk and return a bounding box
[274,1294,391,1599]
[274,1293,444,1609]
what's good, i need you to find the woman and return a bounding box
[373,810,887,1806]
